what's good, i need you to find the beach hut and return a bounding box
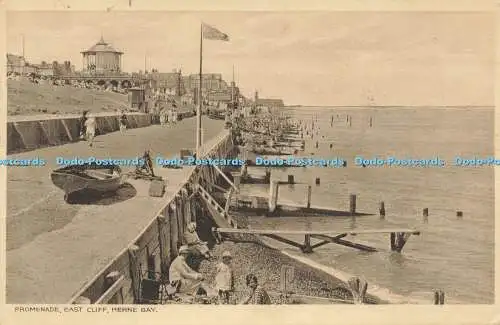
[128,87,148,112]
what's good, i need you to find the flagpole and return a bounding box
[197,24,203,156]
[231,64,234,106]
[22,34,25,76]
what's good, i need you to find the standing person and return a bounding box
[172,108,178,124]
[84,113,97,147]
[119,110,127,133]
[159,108,166,126]
[240,274,271,305]
[215,251,234,304]
[79,110,88,140]
[167,109,173,125]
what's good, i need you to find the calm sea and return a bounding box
[242,106,494,304]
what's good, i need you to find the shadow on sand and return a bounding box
[65,182,137,205]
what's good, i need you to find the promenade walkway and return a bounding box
[6,117,224,303]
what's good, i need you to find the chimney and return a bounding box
[254,91,259,102]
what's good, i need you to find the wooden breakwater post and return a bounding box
[128,244,141,303]
[146,246,156,280]
[423,208,429,223]
[169,202,179,257]
[268,180,279,215]
[306,185,312,209]
[315,177,320,185]
[175,194,185,236]
[280,266,295,302]
[241,164,248,178]
[456,211,463,219]
[288,174,295,184]
[231,172,241,190]
[379,201,385,219]
[264,168,271,183]
[433,290,445,305]
[349,194,357,216]
[347,277,368,304]
[157,214,170,277]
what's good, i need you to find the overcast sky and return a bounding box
[6,11,494,106]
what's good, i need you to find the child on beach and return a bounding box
[215,251,234,304]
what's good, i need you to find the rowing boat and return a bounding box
[51,163,126,200]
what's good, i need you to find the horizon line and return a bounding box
[284,105,494,108]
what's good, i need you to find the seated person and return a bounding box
[240,274,271,305]
[215,251,234,304]
[135,150,155,177]
[183,222,211,259]
[168,246,215,297]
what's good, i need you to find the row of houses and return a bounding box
[145,70,230,95]
[148,71,284,106]
[7,53,76,77]
[146,71,285,110]
[7,53,286,110]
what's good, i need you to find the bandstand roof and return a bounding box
[81,36,123,54]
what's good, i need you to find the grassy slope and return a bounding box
[8,79,129,116]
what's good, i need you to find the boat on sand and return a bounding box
[51,163,126,201]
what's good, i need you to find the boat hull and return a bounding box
[51,164,125,196]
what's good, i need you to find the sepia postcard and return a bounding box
[0,0,499,324]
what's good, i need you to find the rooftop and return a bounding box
[82,36,123,54]
[256,98,285,107]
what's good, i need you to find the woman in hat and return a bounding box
[183,222,211,259]
[84,113,97,147]
[240,274,271,305]
[168,245,214,297]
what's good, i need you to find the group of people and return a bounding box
[78,110,128,147]
[167,222,271,304]
[158,107,179,126]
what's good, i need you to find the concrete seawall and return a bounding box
[7,111,195,154]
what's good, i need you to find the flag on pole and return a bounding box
[202,23,230,41]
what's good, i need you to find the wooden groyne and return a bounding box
[65,113,437,305]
